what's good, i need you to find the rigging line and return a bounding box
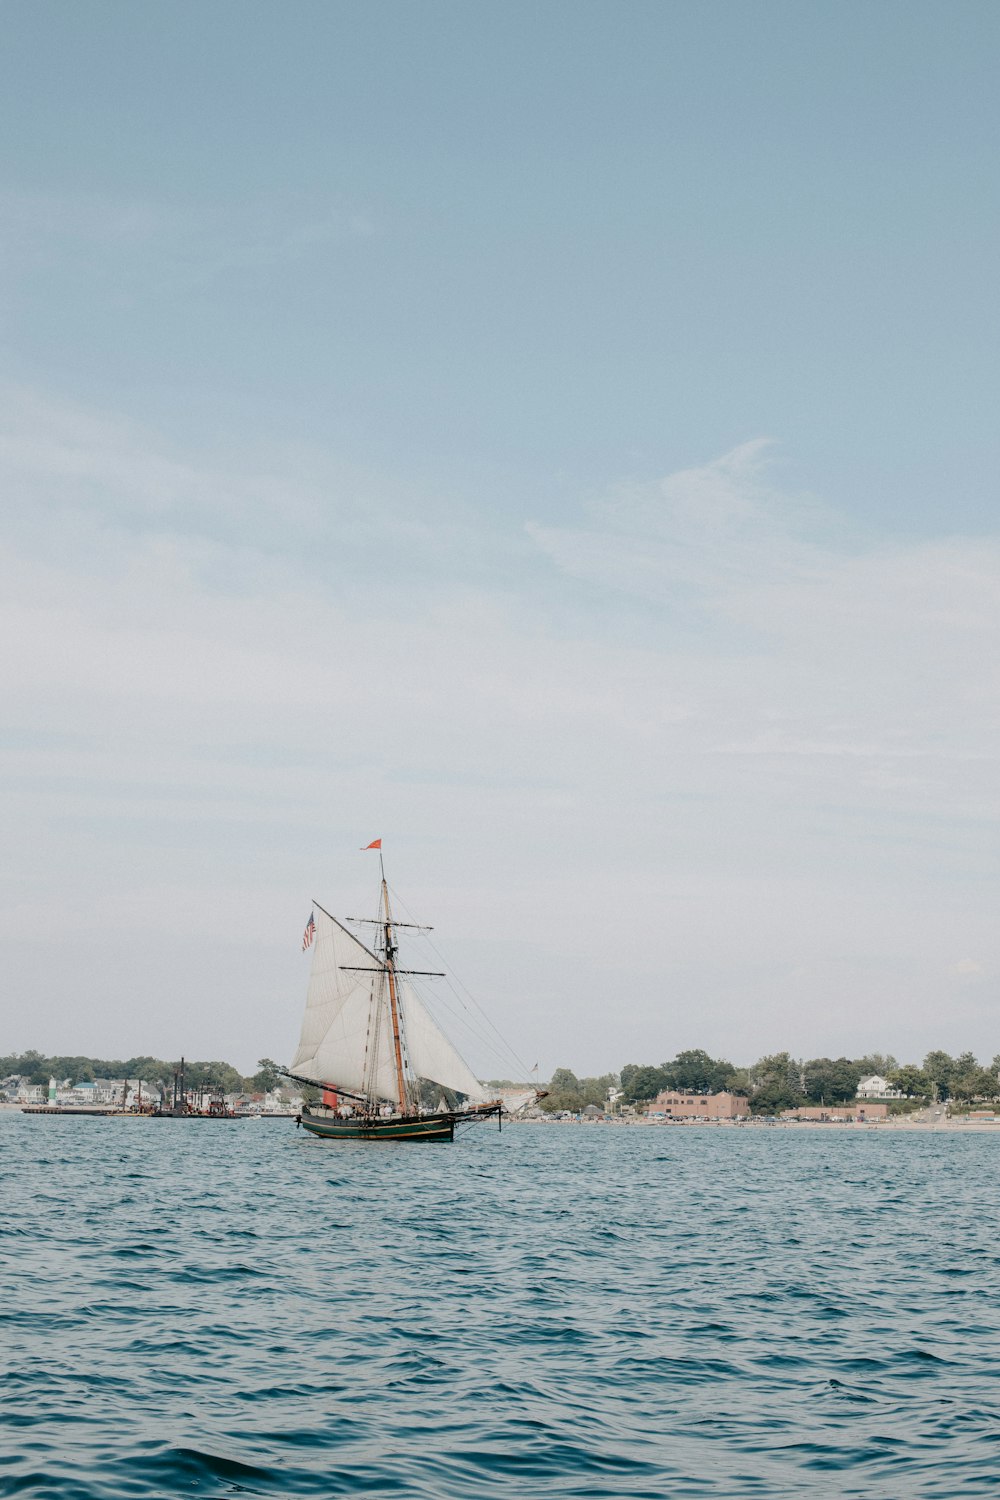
[441,976,533,1081]
[388,883,534,1082]
[404,973,523,1070]
[388,930,524,1066]
[397,970,505,1065]
[380,886,533,1084]
[410,959,532,1080]
[401,961,525,1065]
[418,942,534,1079]
[438,991,533,1080]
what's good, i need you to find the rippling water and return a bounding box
[3,1113,999,1497]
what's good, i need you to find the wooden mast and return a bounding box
[381,868,410,1116]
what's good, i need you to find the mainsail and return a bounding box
[290,905,485,1106]
[289,908,400,1102]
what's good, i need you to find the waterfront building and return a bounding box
[856,1075,904,1100]
[782,1104,889,1121]
[646,1090,749,1120]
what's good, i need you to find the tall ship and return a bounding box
[285,852,513,1141]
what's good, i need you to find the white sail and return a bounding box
[399,981,487,1102]
[290,908,401,1104]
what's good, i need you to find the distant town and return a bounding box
[3,1046,1000,1122]
[540,1048,1000,1121]
[0,1053,302,1117]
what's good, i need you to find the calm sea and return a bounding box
[3,1113,999,1498]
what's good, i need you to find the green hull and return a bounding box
[300,1108,457,1141]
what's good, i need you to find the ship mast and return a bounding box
[380,861,410,1115]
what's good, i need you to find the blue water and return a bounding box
[3,1114,999,1498]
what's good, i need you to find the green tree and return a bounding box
[727,1067,751,1096]
[46,1057,97,1085]
[540,1069,619,1113]
[746,1052,804,1115]
[950,1063,998,1103]
[948,1055,975,1101]
[619,1064,640,1094]
[803,1057,863,1104]
[177,1060,244,1094]
[252,1058,283,1092]
[975,1067,1000,1100]
[619,1063,667,1105]
[749,1077,803,1115]
[889,1064,931,1099]
[923,1050,957,1100]
[661,1049,738,1094]
[541,1068,584,1112]
[578,1073,618,1108]
[855,1053,898,1078]
[5,1051,51,1085]
[747,1051,798,1091]
[122,1056,172,1080]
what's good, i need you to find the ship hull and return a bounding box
[298,1103,501,1141]
[300,1107,456,1141]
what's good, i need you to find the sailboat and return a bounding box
[284,859,506,1141]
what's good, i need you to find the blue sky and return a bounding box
[2,2,999,1074]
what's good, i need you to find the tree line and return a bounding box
[8,1046,1000,1114]
[0,1051,286,1095]
[543,1049,1000,1115]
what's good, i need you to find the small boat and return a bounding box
[285,853,523,1142]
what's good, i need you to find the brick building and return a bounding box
[781,1104,888,1121]
[646,1090,749,1120]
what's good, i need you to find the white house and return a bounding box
[856,1074,905,1100]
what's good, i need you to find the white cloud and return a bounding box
[3,402,1000,1072]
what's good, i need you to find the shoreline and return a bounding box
[513,1114,1000,1133]
[6,1100,997,1133]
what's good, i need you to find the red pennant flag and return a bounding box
[362,838,382,850]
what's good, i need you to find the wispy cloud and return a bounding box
[0,189,374,303]
[528,440,854,605]
[530,440,1000,778]
[3,405,1000,1070]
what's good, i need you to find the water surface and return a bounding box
[3,1114,998,1497]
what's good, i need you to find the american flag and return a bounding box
[302,912,316,951]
